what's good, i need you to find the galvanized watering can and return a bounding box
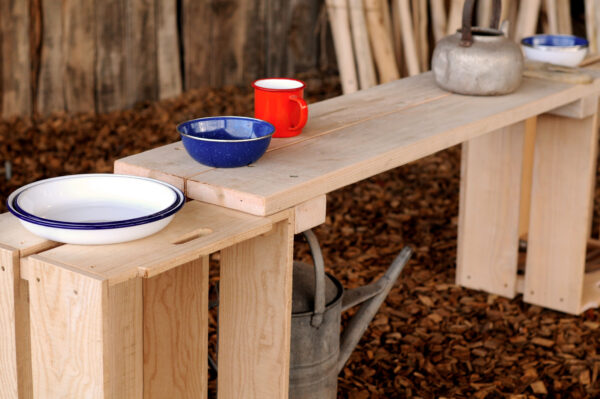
[290,230,412,398]
[431,0,523,95]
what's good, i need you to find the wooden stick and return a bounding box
[349,0,377,89]
[391,0,405,76]
[585,0,598,54]
[544,0,558,34]
[416,0,428,71]
[364,0,400,82]
[557,0,572,34]
[477,0,492,28]
[430,0,447,42]
[326,0,359,93]
[446,0,464,36]
[396,0,420,76]
[514,0,541,42]
[504,0,519,39]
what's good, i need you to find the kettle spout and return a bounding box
[336,246,412,375]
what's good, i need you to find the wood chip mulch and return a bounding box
[1,70,599,398]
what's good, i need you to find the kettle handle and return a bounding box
[460,0,502,47]
[302,230,327,328]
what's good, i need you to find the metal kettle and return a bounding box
[289,230,412,399]
[431,0,523,95]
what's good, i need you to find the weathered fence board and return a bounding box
[1,0,325,118]
[1,0,31,117]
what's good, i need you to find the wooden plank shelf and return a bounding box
[117,71,600,217]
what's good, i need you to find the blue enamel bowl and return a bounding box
[521,34,589,67]
[177,116,275,168]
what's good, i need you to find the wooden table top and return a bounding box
[115,71,600,216]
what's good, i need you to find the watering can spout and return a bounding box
[336,246,413,375]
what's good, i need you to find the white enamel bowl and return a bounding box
[7,174,185,245]
[521,34,589,67]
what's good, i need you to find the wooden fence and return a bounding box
[0,0,325,117]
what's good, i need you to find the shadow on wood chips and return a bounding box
[1,70,599,398]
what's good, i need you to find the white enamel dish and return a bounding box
[7,174,185,245]
[521,34,589,67]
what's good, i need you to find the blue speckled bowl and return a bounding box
[177,116,275,168]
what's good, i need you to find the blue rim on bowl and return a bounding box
[177,116,275,168]
[7,174,185,230]
[521,34,588,51]
[176,116,275,142]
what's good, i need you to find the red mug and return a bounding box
[253,78,308,138]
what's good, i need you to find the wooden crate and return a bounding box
[0,200,306,398]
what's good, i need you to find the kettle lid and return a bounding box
[292,261,341,314]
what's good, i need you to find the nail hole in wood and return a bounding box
[530,290,534,295]
[1,266,4,271]
[466,275,471,280]
[90,265,95,269]
[559,298,564,302]
[171,228,213,245]
[289,175,298,178]
[36,278,40,282]
[504,283,508,288]
[73,290,78,295]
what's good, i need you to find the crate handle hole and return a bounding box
[171,228,213,245]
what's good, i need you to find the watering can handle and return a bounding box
[460,0,502,47]
[302,230,327,328]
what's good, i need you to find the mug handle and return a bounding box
[289,96,308,131]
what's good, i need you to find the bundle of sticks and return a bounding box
[326,0,599,94]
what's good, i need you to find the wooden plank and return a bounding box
[545,0,558,35]
[556,0,572,35]
[294,195,327,233]
[284,0,321,76]
[156,0,182,100]
[327,0,359,92]
[477,0,492,28]
[415,0,428,71]
[29,201,278,285]
[456,122,525,298]
[514,0,541,42]
[548,95,599,119]
[219,218,294,399]
[185,74,600,216]
[364,0,399,83]
[0,0,31,116]
[0,213,58,257]
[94,0,125,113]
[181,0,211,89]
[63,0,95,113]
[109,277,143,398]
[0,246,32,399]
[125,0,158,107]
[349,0,377,89]
[585,0,597,54]
[115,73,448,181]
[430,0,447,42]
[518,117,537,238]
[36,0,64,115]
[396,0,420,76]
[143,257,208,399]
[446,0,465,36]
[390,0,406,76]
[28,258,109,398]
[28,257,144,398]
[524,112,598,314]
